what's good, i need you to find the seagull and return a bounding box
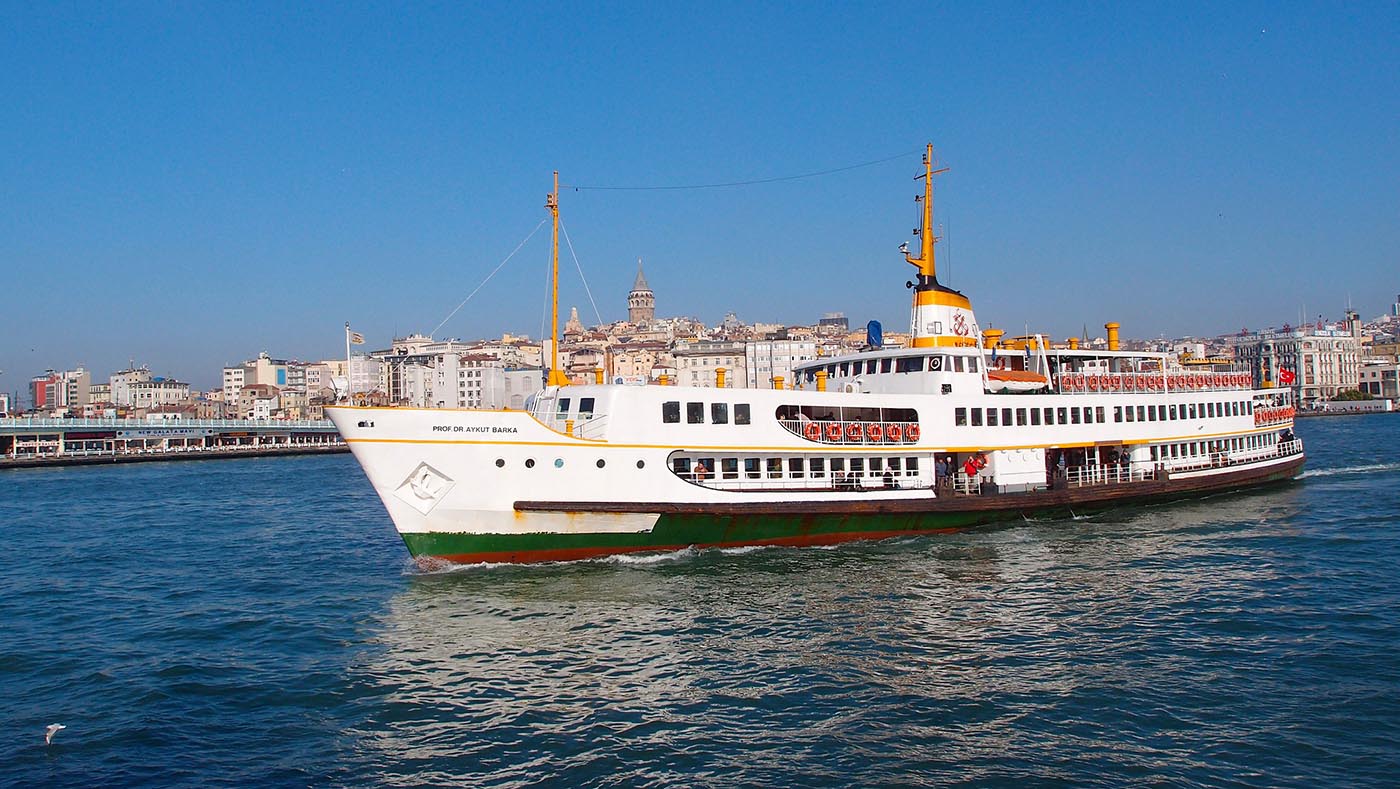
[45,723,66,745]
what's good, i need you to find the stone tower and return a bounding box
[627,259,655,325]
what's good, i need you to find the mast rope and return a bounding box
[559,218,605,327]
[563,148,922,192]
[429,218,548,338]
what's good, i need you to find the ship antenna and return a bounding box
[546,171,569,387]
[904,143,949,284]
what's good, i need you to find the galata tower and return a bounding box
[627,258,655,324]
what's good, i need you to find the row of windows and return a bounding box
[956,405,1106,427]
[662,401,753,425]
[954,400,1254,427]
[802,354,980,382]
[1149,434,1273,461]
[673,455,921,480]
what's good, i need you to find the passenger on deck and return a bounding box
[693,462,709,482]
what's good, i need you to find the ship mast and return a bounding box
[546,171,569,387]
[904,142,948,282]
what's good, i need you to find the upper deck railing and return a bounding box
[0,417,338,431]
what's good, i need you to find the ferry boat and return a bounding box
[326,146,1304,565]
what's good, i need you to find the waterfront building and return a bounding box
[1230,325,1362,407]
[0,392,9,416]
[817,312,849,334]
[238,383,280,419]
[674,340,746,388]
[1358,362,1400,400]
[611,341,670,384]
[627,261,655,325]
[89,382,111,405]
[29,372,61,412]
[746,338,818,389]
[110,366,153,408]
[130,378,191,411]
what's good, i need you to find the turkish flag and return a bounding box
[1279,369,1296,385]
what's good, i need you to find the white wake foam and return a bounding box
[1299,462,1400,479]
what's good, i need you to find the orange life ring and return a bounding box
[867,423,883,442]
[846,422,863,441]
[906,424,921,442]
[826,423,842,442]
[1088,376,1100,391]
[803,421,822,441]
[887,423,903,442]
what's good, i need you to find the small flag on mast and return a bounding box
[349,330,365,345]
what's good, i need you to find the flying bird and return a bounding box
[45,723,66,745]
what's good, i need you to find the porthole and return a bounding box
[525,458,535,469]
[596,459,606,468]
[554,458,564,468]
[495,458,505,468]
[636,460,645,469]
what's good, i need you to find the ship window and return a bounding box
[851,458,865,475]
[840,362,850,376]
[1169,404,1178,420]
[662,401,680,423]
[827,364,837,377]
[1147,406,1156,422]
[880,358,893,373]
[866,360,878,374]
[1044,408,1054,425]
[1002,408,1013,426]
[953,356,965,373]
[735,404,751,424]
[525,458,536,469]
[831,457,846,473]
[557,398,571,416]
[1188,404,1197,419]
[896,356,924,373]
[1071,407,1081,424]
[810,457,826,478]
[1030,409,1041,426]
[1095,407,1105,423]
[1016,408,1027,426]
[767,458,783,478]
[1207,403,1215,418]
[1126,407,1136,423]
[579,398,595,417]
[712,403,729,424]
[955,408,967,426]
[1137,406,1146,422]
[870,457,883,472]
[906,457,919,472]
[1158,405,1167,421]
[687,402,704,423]
[721,458,738,480]
[673,457,690,475]
[971,408,983,427]
[986,408,999,427]
[789,458,805,478]
[929,356,945,372]
[888,457,902,472]
[1114,406,1123,423]
[969,358,979,372]
[744,458,761,479]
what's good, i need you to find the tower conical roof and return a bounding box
[631,259,651,293]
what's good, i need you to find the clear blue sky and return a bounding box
[3,2,1397,391]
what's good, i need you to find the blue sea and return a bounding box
[3,415,1399,787]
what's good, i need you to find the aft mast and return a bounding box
[905,143,979,349]
[546,171,569,387]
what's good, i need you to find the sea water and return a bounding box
[2,415,1398,787]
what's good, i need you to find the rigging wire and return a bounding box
[563,148,922,192]
[429,218,548,339]
[559,218,605,327]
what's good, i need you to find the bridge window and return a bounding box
[896,356,925,373]
[880,358,893,373]
[969,358,979,373]
[953,357,965,373]
[662,401,680,423]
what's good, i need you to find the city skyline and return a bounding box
[3,4,1397,390]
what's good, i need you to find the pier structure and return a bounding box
[0,417,345,468]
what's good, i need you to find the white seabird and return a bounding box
[45,723,66,745]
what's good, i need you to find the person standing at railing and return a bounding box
[935,456,949,490]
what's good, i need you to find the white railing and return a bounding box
[684,472,928,492]
[0,417,337,430]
